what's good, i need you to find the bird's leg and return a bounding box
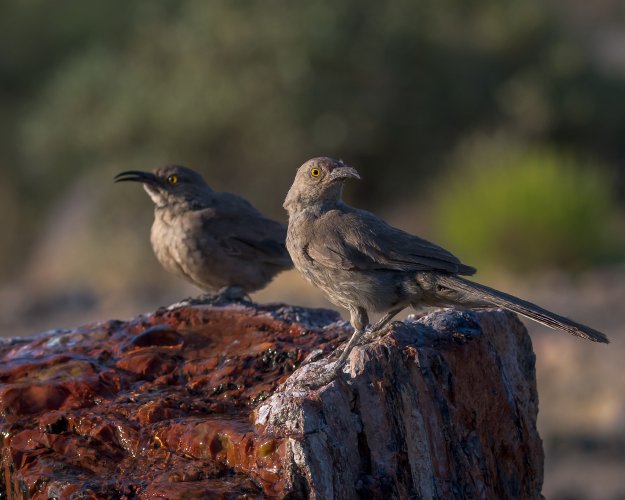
[361,307,404,343]
[301,328,365,388]
[302,307,368,388]
[214,286,252,303]
[328,306,369,360]
[184,286,252,305]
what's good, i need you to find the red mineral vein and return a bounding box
[0,303,344,498]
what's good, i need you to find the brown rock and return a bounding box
[0,302,543,499]
[259,310,544,498]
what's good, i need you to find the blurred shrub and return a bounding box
[433,139,623,273]
[2,0,625,282]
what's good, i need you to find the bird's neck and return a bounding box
[154,197,209,215]
[287,199,345,219]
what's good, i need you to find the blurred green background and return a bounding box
[1,1,625,498]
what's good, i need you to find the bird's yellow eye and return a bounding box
[310,168,321,178]
[167,175,178,185]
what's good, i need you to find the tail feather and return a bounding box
[437,275,609,344]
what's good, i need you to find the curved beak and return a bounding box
[114,170,160,186]
[329,166,361,182]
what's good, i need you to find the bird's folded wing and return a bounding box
[307,209,475,275]
[225,235,291,264]
[199,212,291,265]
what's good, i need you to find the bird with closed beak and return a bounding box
[284,157,609,388]
[115,165,292,299]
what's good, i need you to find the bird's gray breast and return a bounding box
[151,211,183,275]
[286,215,315,280]
[287,210,415,312]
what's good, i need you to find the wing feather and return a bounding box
[307,208,475,275]
[193,202,292,267]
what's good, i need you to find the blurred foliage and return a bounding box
[1,0,625,282]
[433,137,623,273]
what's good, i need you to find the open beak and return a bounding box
[114,170,160,186]
[329,166,361,182]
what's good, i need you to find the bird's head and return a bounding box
[114,165,213,208]
[283,157,361,212]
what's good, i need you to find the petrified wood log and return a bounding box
[0,302,543,499]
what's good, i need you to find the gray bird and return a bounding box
[115,165,292,298]
[284,157,609,387]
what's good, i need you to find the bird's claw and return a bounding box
[215,286,252,304]
[302,348,325,365]
[178,287,252,306]
[360,322,396,344]
[291,359,343,390]
[360,328,379,345]
[327,345,344,361]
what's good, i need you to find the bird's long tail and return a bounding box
[436,274,609,343]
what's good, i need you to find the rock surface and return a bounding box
[0,301,543,499]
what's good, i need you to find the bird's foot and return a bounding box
[214,286,252,304]
[359,321,398,345]
[177,287,252,306]
[291,326,367,389]
[327,344,346,361]
[301,348,326,365]
[290,359,345,390]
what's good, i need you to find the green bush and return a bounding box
[433,140,623,273]
[3,1,625,282]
